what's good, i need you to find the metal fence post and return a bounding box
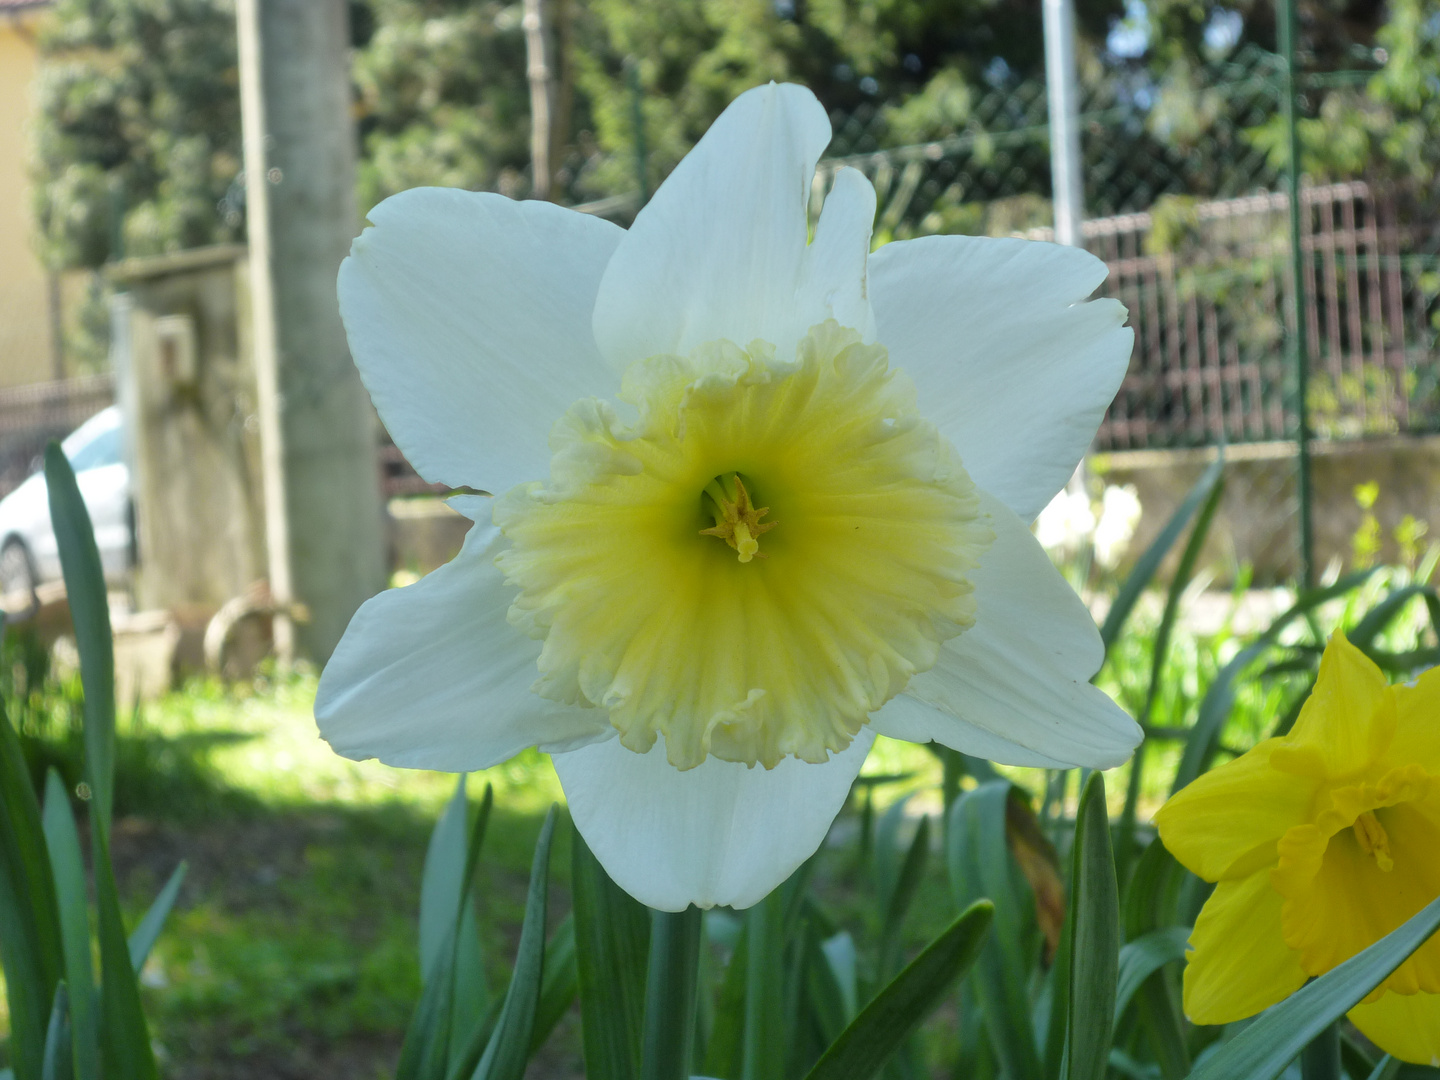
[1279,0,1315,588]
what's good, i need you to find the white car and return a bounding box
[0,405,132,605]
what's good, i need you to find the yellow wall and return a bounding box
[0,5,59,388]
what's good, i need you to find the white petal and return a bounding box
[868,235,1132,522]
[593,84,874,370]
[885,492,1141,769]
[315,500,610,771]
[796,166,877,341]
[554,728,875,911]
[339,188,624,493]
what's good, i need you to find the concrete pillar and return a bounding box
[237,0,385,664]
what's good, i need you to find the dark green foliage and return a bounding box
[33,0,244,271]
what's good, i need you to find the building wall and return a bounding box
[0,4,58,388]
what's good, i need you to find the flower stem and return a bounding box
[640,905,703,1080]
[1300,1022,1341,1080]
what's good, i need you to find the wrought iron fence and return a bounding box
[0,374,115,498]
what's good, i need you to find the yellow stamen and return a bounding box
[1353,810,1395,872]
[699,474,776,563]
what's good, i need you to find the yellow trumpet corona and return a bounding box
[1155,632,1440,1065]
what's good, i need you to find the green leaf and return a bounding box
[420,776,473,982]
[1173,569,1378,793]
[1061,772,1119,1080]
[0,700,65,1080]
[639,905,703,1080]
[1188,892,1440,1080]
[420,777,491,1076]
[1121,839,1186,940]
[573,827,649,1080]
[1347,586,1436,651]
[1301,1024,1341,1080]
[947,782,1043,1080]
[1113,927,1189,1024]
[397,781,493,1080]
[806,931,856,1049]
[1117,468,1225,877]
[1101,456,1224,654]
[44,445,115,836]
[473,805,557,1080]
[90,809,158,1079]
[880,814,931,980]
[703,923,749,1080]
[44,443,154,1080]
[529,914,577,1054]
[41,772,97,1080]
[803,901,994,1080]
[742,890,785,1080]
[41,981,69,1080]
[126,861,186,975]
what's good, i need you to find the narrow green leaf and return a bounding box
[803,901,994,1080]
[1174,569,1378,793]
[806,931,855,1049]
[1364,1057,1400,1080]
[1113,927,1188,1024]
[41,981,69,1080]
[1301,1024,1342,1080]
[742,890,785,1080]
[703,924,749,1080]
[1348,586,1437,650]
[1061,772,1119,1080]
[1118,470,1225,877]
[45,443,154,1080]
[90,828,158,1080]
[126,862,186,976]
[639,905,703,1080]
[1101,456,1224,653]
[474,805,557,1080]
[873,793,916,923]
[1136,975,1190,1080]
[420,776,472,983]
[41,772,97,1080]
[529,914,577,1054]
[420,777,491,1076]
[820,932,858,1023]
[44,445,115,836]
[1121,839,1185,940]
[573,827,649,1080]
[880,815,931,979]
[1189,893,1440,1080]
[947,782,1043,1080]
[398,782,493,1080]
[0,703,65,1080]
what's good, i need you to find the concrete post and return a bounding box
[236,0,385,664]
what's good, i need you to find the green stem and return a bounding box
[640,905,703,1080]
[1301,1022,1341,1080]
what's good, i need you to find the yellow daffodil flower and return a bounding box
[1156,632,1440,1065]
[315,83,1141,911]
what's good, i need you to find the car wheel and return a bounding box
[0,539,38,618]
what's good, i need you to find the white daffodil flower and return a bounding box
[315,82,1142,912]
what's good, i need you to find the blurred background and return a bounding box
[0,0,1437,1076]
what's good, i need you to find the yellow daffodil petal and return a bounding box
[1386,663,1440,771]
[1155,738,1319,882]
[1347,996,1440,1071]
[1348,990,1440,1066]
[1274,632,1396,780]
[1182,870,1307,1025]
[494,321,993,771]
[1273,767,1440,995]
